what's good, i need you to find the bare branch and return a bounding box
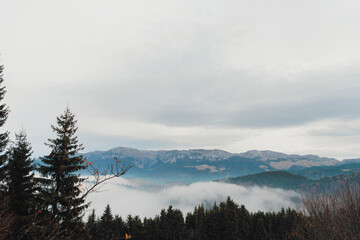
[81,158,132,200]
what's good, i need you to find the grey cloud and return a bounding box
[71,67,360,128]
[78,132,181,154]
[2,0,360,158]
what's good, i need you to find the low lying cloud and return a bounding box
[85,177,300,219]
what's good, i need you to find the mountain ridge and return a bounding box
[81,146,345,183]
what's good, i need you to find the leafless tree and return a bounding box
[81,157,132,199]
[298,178,360,240]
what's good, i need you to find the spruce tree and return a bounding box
[113,214,127,239]
[0,64,9,182]
[6,131,36,215]
[0,63,12,240]
[86,209,98,239]
[38,107,88,233]
[6,131,36,239]
[98,204,114,239]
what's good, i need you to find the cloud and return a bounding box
[2,0,360,159]
[85,177,300,219]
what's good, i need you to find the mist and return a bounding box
[85,177,301,219]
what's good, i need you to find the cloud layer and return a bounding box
[85,177,300,219]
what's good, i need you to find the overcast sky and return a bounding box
[1,0,360,159]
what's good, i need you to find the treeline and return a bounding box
[86,197,303,240]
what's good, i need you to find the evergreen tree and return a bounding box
[143,216,160,240]
[253,217,269,240]
[127,215,143,239]
[98,204,114,239]
[187,204,206,240]
[219,197,241,240]
[0,64,9,183]
[86,209,97,239]
[0,63,12,240]
[204,203,221,240]
[6,131,36,215]
[6,131,36,239]
[38,107,88,236]
[159,206,185,240]
[113,214,127,239]
[238,204,251,239]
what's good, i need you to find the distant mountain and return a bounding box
[219,171,360,193]
[340,158,360,164]
[289,162,360,180]
[81,147,340,183]
[218,171,309,190]
[239,150,336,162]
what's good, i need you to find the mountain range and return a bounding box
[81,147,355,183]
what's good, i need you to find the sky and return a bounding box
[1,0,360,159]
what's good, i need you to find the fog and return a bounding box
[85,177,300,219]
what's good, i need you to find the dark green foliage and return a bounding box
[203,203,221,240]
[98,204,115,239]
[6,131,36,215]
[159,206,185,240]
[0,63,12,240]
[81,197,296,240]
[290,162,360,179]
[218,197,242,240]
[127,215,144,239]
[0,64,9,182]
[143,216,160,240]
[5,131,37,239]
[222,170,360,194]
[84,198,305,240]
[86,209,97,239]
[113,215,127,239]
[38,107,88,235]
[223,171,309,190]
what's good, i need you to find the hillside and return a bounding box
[289,163,360,179]
[218,171,310,190]
[219,171,360,193]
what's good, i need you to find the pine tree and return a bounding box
[113,214,127,239]
[86,209,97,239]
[6,131,36,239]
[98,204,114,239]
[0,63,12,240]
[38,107,88,235]
[253,217,269,240]
[6,131,36,215]
[166,206,185,240]
[127,215,143,240]
[204,203,221,240]
[219,197,241,240]
[0,64,9,183]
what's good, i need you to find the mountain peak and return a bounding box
[240,150,290,161]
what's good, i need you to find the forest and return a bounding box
[87,198,302,240]
[1,63,360,240]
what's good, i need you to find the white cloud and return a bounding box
[85,177,300,219]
